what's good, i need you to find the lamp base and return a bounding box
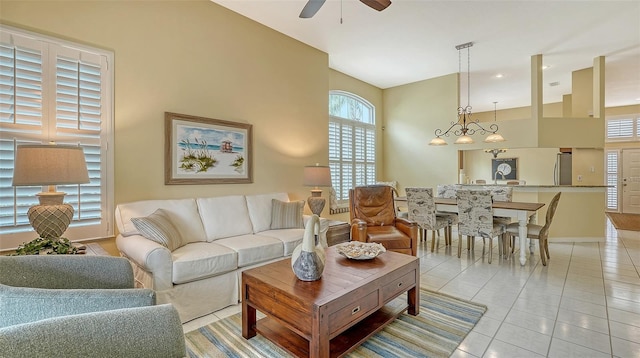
[27,203,74,239]
[307,196,326,216]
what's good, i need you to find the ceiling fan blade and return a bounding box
[360,0,392,11]
[299,0,326,18]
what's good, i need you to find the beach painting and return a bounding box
[165,112,252,184]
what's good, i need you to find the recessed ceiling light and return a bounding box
[495,74,503,78]
[542,65,551,70]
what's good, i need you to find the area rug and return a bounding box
[606,212,640,231]
[185,289,487,358]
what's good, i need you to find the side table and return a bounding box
[326,220,350,246]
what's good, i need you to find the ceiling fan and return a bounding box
[299,0,392,18]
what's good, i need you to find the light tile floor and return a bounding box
[183,224,640,358]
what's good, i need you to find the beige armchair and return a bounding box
[349,185,418,256]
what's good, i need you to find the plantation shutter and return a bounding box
[0,26,113,249]
[328,91,376,208]
[606,150,618,211]
[606,118,634,140]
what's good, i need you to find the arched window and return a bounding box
[328,91,376,213]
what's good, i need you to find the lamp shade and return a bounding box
[303,165,331,187]
[12,145,90,186]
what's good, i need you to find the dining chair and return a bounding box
[406,187,456,252]
[456,190,506,263]
[506,192,561,266]
[482,186,514,226]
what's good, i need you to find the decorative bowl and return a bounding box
[335,242,386,260]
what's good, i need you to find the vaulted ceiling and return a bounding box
[212,0,640,113]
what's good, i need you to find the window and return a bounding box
[606,150,619,211]
[0,25,113,249]
[606,116,640,142]
[328,91,375,212]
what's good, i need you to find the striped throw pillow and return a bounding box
[270,199,304,230]
[131,209,184,251]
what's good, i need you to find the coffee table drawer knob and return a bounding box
[351,306,361,315]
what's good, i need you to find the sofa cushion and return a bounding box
[116,199,206,244]
[197,196,253,241]
[131,209,184,251]
[258,229,304,256]
[171,242,237,284]
[270,199,304,230]
[215,234,283,267]
[246,193,290,233]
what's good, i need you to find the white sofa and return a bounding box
[115,192,328,323]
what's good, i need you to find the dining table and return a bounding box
[396,196,545,266]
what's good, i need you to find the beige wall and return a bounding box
[572,67,594,117]
[1,1,330,217]
[464,148,559,185]
[382,74,459,194]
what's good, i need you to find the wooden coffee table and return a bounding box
[242,246,419,358]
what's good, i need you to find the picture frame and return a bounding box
[491,157,518,180]
[165,112,253,184]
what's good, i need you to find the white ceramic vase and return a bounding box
[291,214,325,281]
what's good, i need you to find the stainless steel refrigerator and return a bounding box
[554,153,572,185]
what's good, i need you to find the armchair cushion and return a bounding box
[350,185,396,226]
[132,209,184,251]
[365,226,413,252]
[0,304,186,358]
[0,284,155,328]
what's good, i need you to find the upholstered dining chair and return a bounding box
[0,255,186,357]
[406,187,457,252]
[506,192,561,266]
[456,190,506,263]
[349,185,419,256]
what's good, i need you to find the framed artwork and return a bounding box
[491,158,518,180]
[165,112,252,184]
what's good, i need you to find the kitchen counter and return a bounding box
[460,184,608,193]
[459,184,606,240]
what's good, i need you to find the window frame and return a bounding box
[328,90,376,212]
[0,25,114,250]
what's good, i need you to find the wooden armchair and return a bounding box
[349,185,418,256]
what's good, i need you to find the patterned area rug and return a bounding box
[185,289,487,358]
[606,212,640,231]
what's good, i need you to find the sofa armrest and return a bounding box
[0,284,155,328]
[115,234,174,291]
[0,304,186,358]
[395,218,419,256]
[0,256,134,289]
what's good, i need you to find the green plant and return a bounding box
[11,237,79,255]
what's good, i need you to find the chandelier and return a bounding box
[429,42,506,146]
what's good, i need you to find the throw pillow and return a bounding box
[131,209,184,251]
[270,199,304,230]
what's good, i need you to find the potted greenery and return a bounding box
[11,237,83,255]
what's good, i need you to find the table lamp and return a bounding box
[303,164,331,216]
[12,144,90,239]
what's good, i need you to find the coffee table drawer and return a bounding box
[329,289,379,334]
[381,270,416,302]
